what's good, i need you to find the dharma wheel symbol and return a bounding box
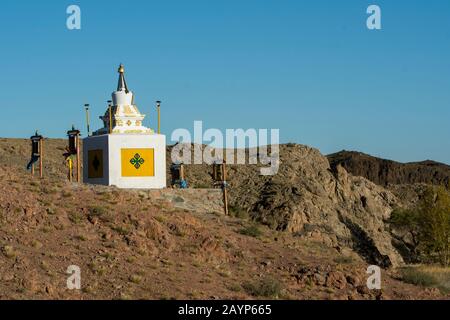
[130,153,145,169]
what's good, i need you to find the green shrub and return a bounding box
[88,205,107,217]
[111,225,131,236]
[227,283,242,292]
[230,206,249,220]
[239,225,262,238]
[390,186,450,266]
[46,207,57,215]
[242,277,282,298]
[87,205,111,222]
[68,212,84,224]
[2,245,16,259]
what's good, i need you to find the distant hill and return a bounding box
[327,151,450,187]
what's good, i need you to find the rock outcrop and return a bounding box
[228,144,404,267]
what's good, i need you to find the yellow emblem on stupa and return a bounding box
[121,148,155,177]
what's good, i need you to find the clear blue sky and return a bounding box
[0,0,449,164]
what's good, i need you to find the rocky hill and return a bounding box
[177,144,403,268]
[0,138,449,299]
[327,151,450,187]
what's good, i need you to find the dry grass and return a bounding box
[129,274,143,284]
[400,265,450,293]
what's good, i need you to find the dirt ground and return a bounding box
[0,138,448,300]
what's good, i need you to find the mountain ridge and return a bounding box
[327,150,450,187]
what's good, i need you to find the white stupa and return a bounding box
[95,64,153,135]
[83,64,166,189]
